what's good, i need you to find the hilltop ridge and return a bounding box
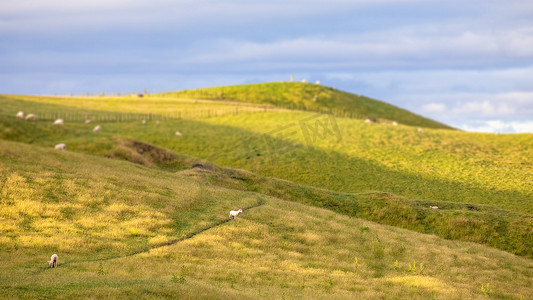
[152,81,454,129]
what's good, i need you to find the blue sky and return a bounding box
[1,0,532,132]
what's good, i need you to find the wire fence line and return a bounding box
[20,95,365,123]
[32,106,278,123]
[150,91,367,120]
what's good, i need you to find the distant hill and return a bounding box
[152,82,454,129]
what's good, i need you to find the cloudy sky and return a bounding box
[1,0,532,132]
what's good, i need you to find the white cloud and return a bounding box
[160,25,533,71]
[0,0,429,33]
[451,101,517,115]
[455,120,533,133]
[421,103,447,113]
[418,92,533,116]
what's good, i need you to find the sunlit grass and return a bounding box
[152,81,453,129]
[0,90,532,298]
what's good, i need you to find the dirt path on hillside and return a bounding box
[36,198,266,272]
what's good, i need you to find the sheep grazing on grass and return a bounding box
[301,79,307,83]
[25,114,35,120]
[429,206,439,209]
[229,209,243,219]
[175,131,182,137]
[156,120,160,126]
[48,254,58,268]
[53,119,64,125]
[315,80,321,85]
[417,128,424,133]
[85,119,91,124]
[364,119,371,123]
[93,125,101,132]
[392,121,398,126]
[142,120,146,125]
[16,111,24,119]
[54,144,66,150]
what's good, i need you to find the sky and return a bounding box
[1,0,532,133]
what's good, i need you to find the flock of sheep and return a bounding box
[16,110,241,269]
[364,118,425,133]
[16,111,34,120]
[16,111,183,151]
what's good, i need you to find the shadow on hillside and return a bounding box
[1,96,530,215]
[1,97,532,257]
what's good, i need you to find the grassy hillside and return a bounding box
[152,82,454,129]
[0,94,277,122]
[1,140,532,299]
[1,94,532,254]
[2,95,530,217]
[0,103,531,257]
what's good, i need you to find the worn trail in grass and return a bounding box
[0,140,532,299]
[1,94,532,257]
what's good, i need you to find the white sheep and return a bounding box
[315,80,320,85]
[48,254,58,268]
[229,209,243,219]
[364,119,371,123]
[417,128,424,133]
[156,120,160,126]
[54,144,66,150]
[301,79,307,83]
[16,111,24,119]
[93,125,101,132]
[175,131,182,137]
[25,114,35,120]
[85,119,91,124]
[392,121,398,126]
[142,120,146,125]
[429,206,438,209]
[53,119,64,125]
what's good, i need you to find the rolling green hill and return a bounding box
[0,91,532,298]
[152,82,454,129]
[0,95,531,257]
[1,140,532,299]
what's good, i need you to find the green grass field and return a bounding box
[1,86,532,299]
[152,81,454,129]
[1,140,532,299]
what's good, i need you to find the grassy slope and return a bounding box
[0,95,531,257]
[1,140,532,299]
[191,112,533,213]
[152,82,454,129]
[0,94,277,122]
[2,96,530,215]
